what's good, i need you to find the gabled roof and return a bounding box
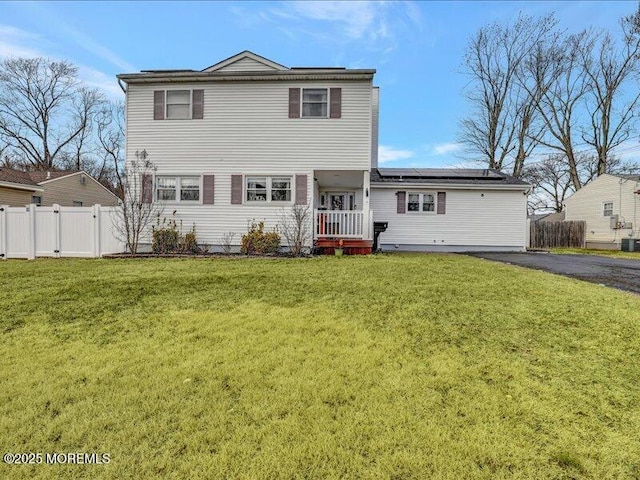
[611,173,640,181]
[0,167,39,187]
[117,50,375,84]
[0,168,119,199]
[202,50,288,72]
[28,170,79,183]
[370,168,529,187]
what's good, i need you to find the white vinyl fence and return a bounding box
[0,204,125,259]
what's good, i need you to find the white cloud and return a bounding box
[379,145,414,163]
[433,142,463,156]
[235,1,424,58]
[0,24,44,58]
[0,23,123,99]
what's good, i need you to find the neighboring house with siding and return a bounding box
[0,168,119,207]
[118,50,529,253]
[564,173,640,250]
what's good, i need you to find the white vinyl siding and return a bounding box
[213,57,280,73]
[125,80,371,247]
[372,188,528,249]
[564,174,640,245]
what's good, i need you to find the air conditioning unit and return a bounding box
[610,214,619,229]
[621,238,640,252]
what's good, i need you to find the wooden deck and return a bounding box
[314,238,373,255]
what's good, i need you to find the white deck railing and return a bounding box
[314,210,364,238]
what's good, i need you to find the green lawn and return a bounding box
[1,254,639,479]
[552,247,640,260]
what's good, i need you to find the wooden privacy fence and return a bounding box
[0,204,125,259]
[529,220,586,249]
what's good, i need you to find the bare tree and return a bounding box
[459,13,558,174]
[532,31,595,190]
[96,100,125,197]
[278,205,311,256]
[0,57,103,170]
[581,14,640,176]
[112,150,163,254]
[523,154,574,213]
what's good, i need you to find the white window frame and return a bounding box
[301,88,329,119]
[165,90,192,120]
[407,192,436,213]
[245,175,293,203]
[603,201,614,217]
[155,175,201,203]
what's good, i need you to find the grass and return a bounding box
[1,254,639,479]
[551,247,640,260]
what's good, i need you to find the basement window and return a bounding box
[603,202,614,217]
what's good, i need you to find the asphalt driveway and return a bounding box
[470,252,640,294]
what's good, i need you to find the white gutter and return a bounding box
[371,182,530,192]
[0,181,43,192]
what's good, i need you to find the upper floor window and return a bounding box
[154,89,204,120]
[408,193,435,213]
[603,201,614,217]
[166,90,191,119]
[302,88,328,118]
[156,176,200,202]
[246,176,292,202]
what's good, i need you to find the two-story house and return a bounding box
[118,51,529,253]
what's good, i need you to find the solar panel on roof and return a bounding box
[377,168,505,179]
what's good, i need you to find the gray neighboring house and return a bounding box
[0,168,120,207]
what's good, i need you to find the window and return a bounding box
[603,201,614,217]
[156,176,200,202]
[180,177,200,201]
[32,195,42,205]
[302,88,328,118]
[166,90,191,119]
[271,177,291,201]
[73,200,83,207]
[156,177,176,201]
[408,193,435,213]
[246,176,292,202]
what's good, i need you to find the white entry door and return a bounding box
[328,192,355,211]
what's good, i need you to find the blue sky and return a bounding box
[0,1,636,167]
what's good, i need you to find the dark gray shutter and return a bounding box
[153,91,165,120]
[295,174,307,205]
[192,89,204,119]
[396,191,406,214]
[330,88,342,118]
[202,175,214,204]
[141,174,153,203]
[289,88,300,118]
[437,192,446,214]
[231,175,243,205]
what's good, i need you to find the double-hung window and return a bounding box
[603,201,614,217]
[156,176,200,202]
[166,90,191,119]
[302,89,328,118]
[408,193,435,213]
[246,176,292,202]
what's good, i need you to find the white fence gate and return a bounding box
[0,204,125,259]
